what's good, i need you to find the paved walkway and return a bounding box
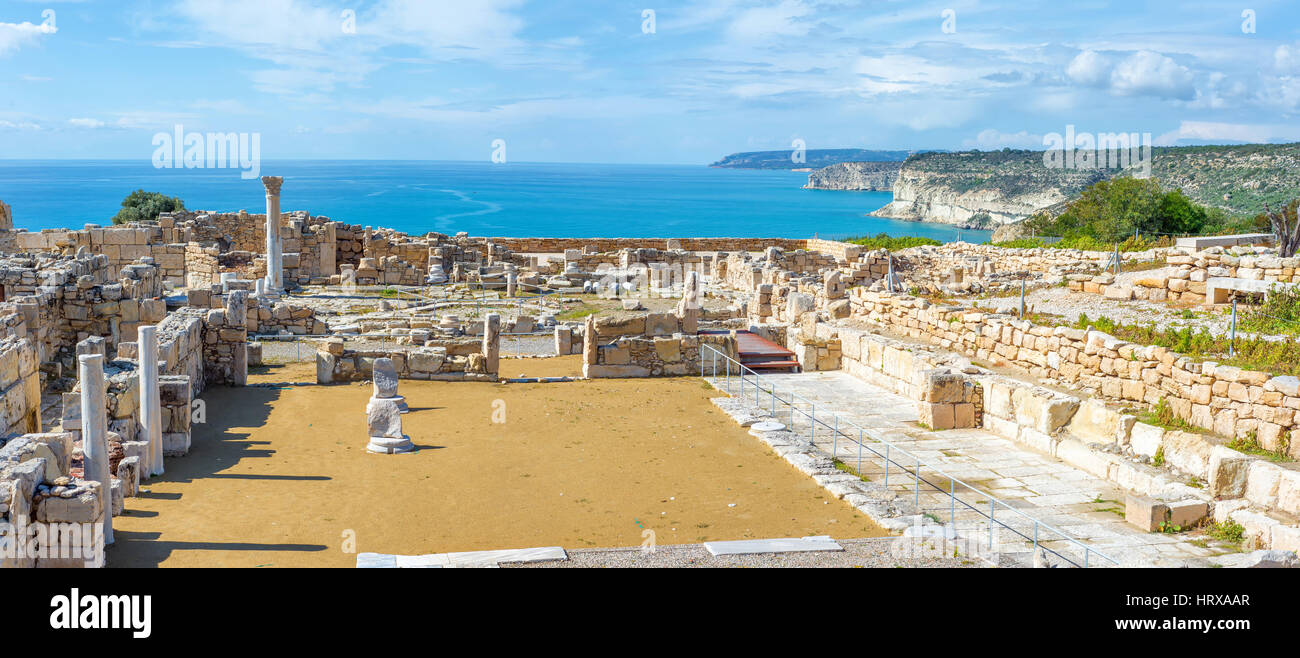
[708,370,1233,567]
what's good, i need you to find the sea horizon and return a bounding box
[0,159,993,242]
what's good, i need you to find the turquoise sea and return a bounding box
[0,160,991,241]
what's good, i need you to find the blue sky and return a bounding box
[2,0,1299,164]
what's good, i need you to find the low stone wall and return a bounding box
[495,237,808,254]
[584,331,736,378]
[316,322,501,383]
[835,324,982,429]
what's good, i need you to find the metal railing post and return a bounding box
[1229,299,1237,357]
[824,413,836,458]
[950,479,955,526]
[809,405,815,442]
[884,444,889,484]
[857,428,863,472]
[989,501,995,551]
[914,456,920,507]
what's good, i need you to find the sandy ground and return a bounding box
[108,358,882,567]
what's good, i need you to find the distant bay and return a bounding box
[0,160,992,242]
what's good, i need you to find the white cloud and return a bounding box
[0,20,55,56]
[1066,50,1111,87]
[171,0,531,95]
[1110,51,1195,100]
[1159,120,1300,144]
[67,118,105,128]
[0,119,42,130]
[1065,49,1196,101]
[726,0,813,42]
[1276,43,1300,74]
[962,128,1044,149]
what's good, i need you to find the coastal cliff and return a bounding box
[868,144,1300,228]
[804,162,902,191]
[870,150,1102,228]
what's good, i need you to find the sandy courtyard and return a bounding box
[108,356,882,567]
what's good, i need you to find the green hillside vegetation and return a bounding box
[900,142,1300,217]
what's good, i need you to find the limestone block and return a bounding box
[36,481,104,524]
[1246,461,1282,508]
[654,337,682,363]
[1167,500,1208,528]
[917,402,955,430]
[1129,422,1164,458]
[1207,445,1250,498]
[1065,399,1132,444]
[1125,495,1168,532]
[645,313,679,336]
[1161,431,1214,479]
[162,432,190,457]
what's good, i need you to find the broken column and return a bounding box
[366,360,414,455]
[482,313,500,376]
[370,357,408,414]
[506,265,518,298]
[138,325,164,478]
[226,290,249,386]
[677,270,700,334]
[262,175,284,294]
[78,353,113,546]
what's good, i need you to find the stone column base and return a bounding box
[367,436,416,454]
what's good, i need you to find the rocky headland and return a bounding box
[803,161,902,191]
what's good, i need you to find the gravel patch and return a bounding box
[505,537,984,568]
[978,285,1235,335]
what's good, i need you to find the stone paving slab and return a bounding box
[357,546,568,568]
[704,536,842,556]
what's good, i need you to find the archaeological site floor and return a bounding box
[106,358,882,567]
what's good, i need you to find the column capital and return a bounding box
[261,176,284,196]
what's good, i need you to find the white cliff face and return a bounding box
[871,169,1069,227]
[804,162,902,191]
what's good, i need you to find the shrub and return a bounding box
[843,233,943,250]
[112,190,185,225]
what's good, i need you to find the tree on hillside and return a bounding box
[1024,177,1208,242]
[111,190,185,225]
[1265,199,1300,257]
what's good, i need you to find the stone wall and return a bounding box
[0,335,41,436]
[315,333,501,384]
[845,288,1300,457]
[493,237,808,254]
[584,331,736,378]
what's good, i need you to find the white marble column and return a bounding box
[139,325,164,478]
[78,353,113,546]
[262,176,284,293]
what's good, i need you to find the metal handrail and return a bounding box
[699,344,1119,568]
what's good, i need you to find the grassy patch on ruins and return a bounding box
[1240,285,1300,337]
[1226,431,1293,463]
[844,233,943,251]
[1137,399,1201,434]
[1069,313,1300,376]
